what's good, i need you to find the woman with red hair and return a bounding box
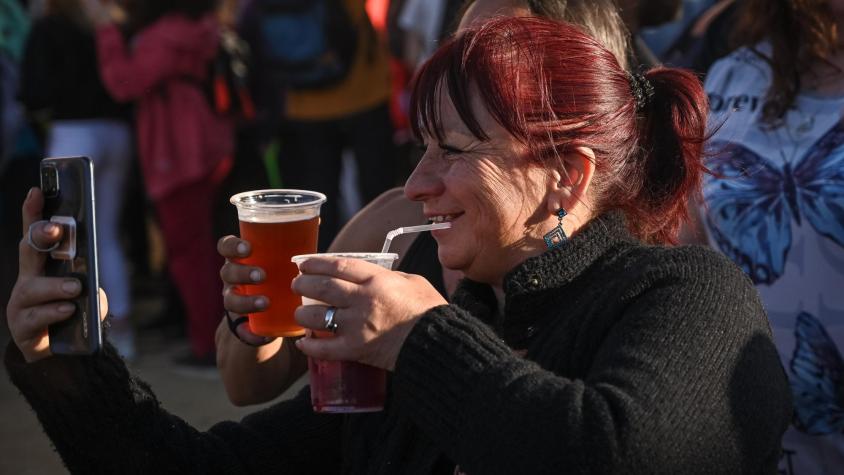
[7,16,790,473]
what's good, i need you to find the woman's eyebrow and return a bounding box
[438,141,467,153]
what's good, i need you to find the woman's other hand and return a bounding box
[7,188,109,363]
[291,257,448,371]
[217,235,273,346]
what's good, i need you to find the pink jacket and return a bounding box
[97,14,233,200]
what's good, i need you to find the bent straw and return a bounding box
[381,222,452,253]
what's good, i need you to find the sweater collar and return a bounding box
[503,210,632,298]
[451,211,635,347]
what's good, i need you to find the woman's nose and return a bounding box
[404,154,444,202]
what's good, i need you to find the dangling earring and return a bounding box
[543,209,568,249]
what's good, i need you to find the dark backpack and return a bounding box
[255,0,359,90]
[207,29,256,122]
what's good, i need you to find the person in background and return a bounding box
[19,0,136,359]
[215,0,637,405]
[614,0,683,67]
[81,0,234,366]
[0,0,31,323]
[239,0,397,251]
[0,0,29,168]
[659,0,740,75]
[397,0,464,69]
[636,0,715,56]
[700,0,844,473]
[0,0,30,214]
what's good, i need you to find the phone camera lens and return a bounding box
[41,164,59,197]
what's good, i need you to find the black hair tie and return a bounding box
[629,72,655,112]
[225,309,270,347]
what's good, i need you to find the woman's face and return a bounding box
[404,91,552,285]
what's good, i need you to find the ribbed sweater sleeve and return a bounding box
[393,248,791,474]
[5,342,342,474]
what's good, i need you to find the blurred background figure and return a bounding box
[0,0,34,322]
[655,0,740,76]
[614,0,683,67]
[239,0,397,251]
[83,0,234,367]
[396,0,463,69]
[19,0,135,359]
[636,0,714,55]
[700,0,844,473]
[0,0,29,165]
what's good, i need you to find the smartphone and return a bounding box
[40,156,102,354]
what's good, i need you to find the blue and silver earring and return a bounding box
[543,209,568,249]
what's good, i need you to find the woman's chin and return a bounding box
[436,248,468,273]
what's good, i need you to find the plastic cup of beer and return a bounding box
[230,189,326,338]
[291,252,399,413]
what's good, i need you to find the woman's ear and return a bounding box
[546,146,595,214]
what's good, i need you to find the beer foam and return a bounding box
[236,209,320,224]
[231,189,326,224]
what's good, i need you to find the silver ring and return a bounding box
[323,306,338,333]
[27,222,60,253]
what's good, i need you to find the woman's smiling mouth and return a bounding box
[428,213,463,224]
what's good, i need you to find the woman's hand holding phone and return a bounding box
[6,188,108,363]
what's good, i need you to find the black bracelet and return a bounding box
[225,310,267,347]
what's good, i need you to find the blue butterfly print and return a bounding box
[704,122,844,285]
[790,312,844,435]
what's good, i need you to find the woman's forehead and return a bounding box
[419,86,518,149]
[430,86,500,137]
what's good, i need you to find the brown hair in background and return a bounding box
[732,0,839,126]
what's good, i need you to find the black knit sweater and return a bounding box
[6,213,791,474]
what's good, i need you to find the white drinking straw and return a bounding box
[381,222,452,253]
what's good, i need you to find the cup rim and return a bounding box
[230,189,328,209]
[291,252,400,265]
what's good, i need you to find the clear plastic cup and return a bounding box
[291,252,399,413]
[230,190,326,337]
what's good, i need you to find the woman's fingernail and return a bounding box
[255,297,268,309]
[58,303,75,313]
[237,243,249,255]
[26,188,34,200]
[249,269,262,282]
[61,280,81,294]
[44,223,57,233]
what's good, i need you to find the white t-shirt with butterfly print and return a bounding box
[702,44,844,475]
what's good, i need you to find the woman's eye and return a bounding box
[440,144,466,157]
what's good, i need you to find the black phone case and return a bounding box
[41,156,102,354]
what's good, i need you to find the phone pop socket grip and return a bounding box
[48,216,77,260]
